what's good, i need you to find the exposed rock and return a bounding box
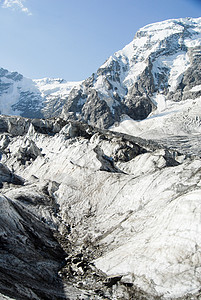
[0,163,24,186]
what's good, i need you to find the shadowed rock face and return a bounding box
[0,195,67,300]
[0,115,200,299]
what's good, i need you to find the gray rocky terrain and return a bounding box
[0,115,200,299]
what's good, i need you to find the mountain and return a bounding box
[1,17,201,134]
[0,68,81,118]
[61,17,201,130]
[1,17,201,300]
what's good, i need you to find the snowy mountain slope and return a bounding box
[0,68,81,118]
[34,78,82,118]
[0,116,201,299]
[61,17,201,130]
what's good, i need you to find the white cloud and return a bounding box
[2,0,32,15]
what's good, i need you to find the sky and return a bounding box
[0,0,201,81]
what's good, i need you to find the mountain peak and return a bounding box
[1,17,201,131]
[60,17,201,129]
[0,68,81,118]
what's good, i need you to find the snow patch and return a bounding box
[151,93,166,112]
[152,52,190,92]
[190,85,201,92]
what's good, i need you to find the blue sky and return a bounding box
[0,0,201,81]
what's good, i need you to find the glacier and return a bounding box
[0,116,200,299]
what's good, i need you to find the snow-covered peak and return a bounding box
[62,17,201,129]
[2,17,201,131]
[34,77,67,85]
[34,77,82,98]
[118,17,201,59]
[0,67,23,82]
[101,17,201,88]
[0,67,81,118]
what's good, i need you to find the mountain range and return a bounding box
[0,69,81,118]
[0,17,201,300]
[1,17,201,131]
